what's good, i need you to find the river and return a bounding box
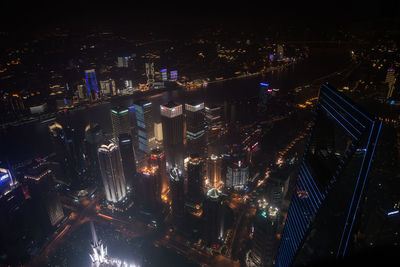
[0,47,351,165]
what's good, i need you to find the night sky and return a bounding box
[1,1,400,34]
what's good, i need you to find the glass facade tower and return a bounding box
[275,84,382,266]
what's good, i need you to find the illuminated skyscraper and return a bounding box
[161,101,184,169]
[134,101,154,153]
[110,106,130,140]
[0,166,30,264]
[246,200,279,267]
[97,141,127,203]
[275,84,383,266]
[203,188,224,245]
[125,80,133,90]
[187,154,205,206]
[24,161,65,229]
[137,165,161,212]
[226,160,249,190]
[77,84,88,100]
[100,79,116,96]
[259,83,270,110]
[206,154,222,189]
[149,148,168,197]
[118,133,136,191]
[0,167,23,219]
[185,102,206,156]
[145,62,155,85]
[160,68,168,81]
[205,105,223,155]
[117,56,130,68]
[385,67,396,99]
[154,122,163,143]
[85,69,99,100]
[169,166,185,218]
[170,70,178,81]
[277,44,284,59]
[49,113,89,189]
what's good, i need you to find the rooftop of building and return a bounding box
[118,133,132,142]
[134,99,152,106]
[207,188,221,199]
[162,101,181,108]
[169,167,183,182]
[110,106,129,113]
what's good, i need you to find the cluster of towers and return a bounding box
[89,98,247,245]
[45,92,252,248]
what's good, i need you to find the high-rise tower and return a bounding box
[246,200,279,267]
[118,133,136,192]
[205,105,223,155]
[226,160,249,190]
[203,188,225,245]
[385,67,396,99]
[137,165,161,213]
[161,101,184,169]
[149,147,168,198]
[145,62,155,86]
[85,69,99,100]
[206,154,222,189]
[110,106,130,140]
[134,100,154,154]
[275,84,383,266]
[24,161,65,230]
[169,166,185,219]
[97,140,127,203]
[185,102,206,156]
[84,123,104,186]
[187,154,205,206]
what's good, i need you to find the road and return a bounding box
[27,192,151,267]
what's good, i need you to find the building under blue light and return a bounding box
[275,84,382,266]
[85,69,99,99]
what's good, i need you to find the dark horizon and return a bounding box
[2,1,400,33]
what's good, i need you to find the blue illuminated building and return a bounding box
[259,83,270,108]
[134,101,154,154]
[85,69,99,99]
[275,84,383,266]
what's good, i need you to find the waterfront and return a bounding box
[0,47,351,165]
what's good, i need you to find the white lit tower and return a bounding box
[206,154,223,189]
[226,160,249,190]
[97,140,127,203]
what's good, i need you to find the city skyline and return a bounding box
[0,5,399,267]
